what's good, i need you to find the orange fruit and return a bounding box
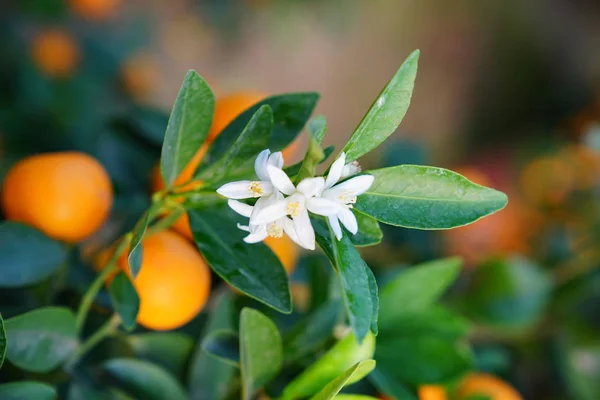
[69,0,120,21]
[121,52,160,101]
[31,29,79,78]
[418,385,447,400]
[520,156,574,206]
[456,373,522,400]
[208,92,267,142]
[2,152,112,243]
[150,143,209,193]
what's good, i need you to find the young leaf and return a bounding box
[127,207,154,277]
[342,50,419,161]
[313,219,375,343]
[127,333,194,379]
[355,165,508,229]
[102,359,188,400]
[160,70,214,187]
[189,207,292,313]
[282,332,376,399]
[4,307,78,372]
[108,271,140,332]
[0,381,57,400]
[0,314,5,369]
[295,115,327,182]
[350,211,382,247]
[202,330,240,367]
[379,257,462,326]
[239,308,283,400]
[0,222,67,288]
[195,105,273,183]
[310,360,376,400]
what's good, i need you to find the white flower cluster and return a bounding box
[217,149,374,250]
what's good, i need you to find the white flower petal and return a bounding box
[282,217,304,248]
[253,199,289,225]
[341,161,361,179]
[243,229,269,243]
[254,149,271,181]
[297,177,325,198]
[338,208,358,235]
[267,165,295,195]
[306,197,343,216]
[228,200,253,218]
[293,209,315,250]
[326,175,374,199]
[217,181,254,199]
[328,215,343,240]
[237,223,251,232]
[325,152,346,189]
[268,151,284,169]
[249,196,272,231]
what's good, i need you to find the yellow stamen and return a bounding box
[287,201,301,217]
[267,222,283,238]
[248,181,263,196]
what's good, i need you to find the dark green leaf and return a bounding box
[102,359,187,400]
[0,222,67,288]
[127,208,152,278]
[108,272,140,332]
[240,308,283,400]
[369,368,417,400]
[0,381,57,400]
[379,257,462,326]
[295,115,327,183]
[355,165,508,229]
[365,266,379,336]
[4,307,77,372]
[160,70,214,187]
[350,211,382,247]
[333,396,379,400]
[310,360,376,400]
[199,93,319,169]
[0,314,5,369]
[202,330,240,367]
[313,219,374,343]
[189,207,291,313]
[196,105,273,183]
[128,333,194,379]
[123,106,169,147]
[378,306,470,338]
[342,50,419,161]
[67,381,133,400]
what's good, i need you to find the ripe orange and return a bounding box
[520,156,574,206]
[456,373,522,400]
[121,52,160,101]
[208,92,267,142]
[2,152,112,243]
[69,0,120,21]
[418,385,447,400]
[31,29,79,78]
[97,231,211,330]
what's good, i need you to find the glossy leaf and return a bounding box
[355,165,508,229]
[160,70,214,187]
[366,266,379,336]
[314,219,375,343]
[108,271,140,332]
[350,211,382,247]
[310,360,376,400]
[198,93,319,170]
[127,208,153,277]
[196,105,273,183]
[0,381,57,400]
[0,314,5,369]
[342,50,419,161]
[379,257,462,326]
[295,115,327,182]
[378,306,470,338]
[0,222,67,288]
[102,359,187,400]
[282,332,375,399]
[369,368,417,400]
[240,308,283,400]
[202,330,240,367]
[189,207,291,313]
[128,333,194,379]
[4,307,77,372]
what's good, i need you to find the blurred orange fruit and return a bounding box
[557,145,600,190]
[456,373,522,400]
[520,156,574,206]
[418,385,447,400]
[31,29,79,78]
[208,92,267,142]
[2,152,112,243]
[121,52,160,101]
[69,0,120,21]
[150,143,209,193]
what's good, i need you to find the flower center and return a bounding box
[338,191,357,205]
[267,222,283,238]
[287,201,301,217]
[248,181,264,196]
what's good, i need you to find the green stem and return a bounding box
[66,314,121,370]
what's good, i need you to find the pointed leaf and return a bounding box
[127,208,153,277]
[350,211,382,247]
[160,70,214,187]
[310,360,376,400]
[108,271,140,332]
[202,330,240,367]
[342,50,419,161]
[355,165,508,229]
[0,381,57,400]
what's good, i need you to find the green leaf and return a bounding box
[313,218,375,343]
[350,211,382,247]
[127,208,152,278]
[199,93,319,169]
[310,360,376,400]
[368,368,418,400]
[160,70,214,187]
[108,271,140,332]
[365,266,379,336]
[0,381,57,400]
[102,359,187,400]
[0,222,67,288]
[355,165,508,229]
[196,105,273,183]
[378,306,470,338]
[4,307,77,372]
[188,292,237,400]
[67,381,133,400]
[202,330,240,367]
[239,308,283,400]
[0,314,6,369]
[378,257,462,326]
[127,333,194,379]
[282,332,376,399]
[333,396,380,400]
[189,207,291,313]
[342,50,419,161]
[295,115,327,182]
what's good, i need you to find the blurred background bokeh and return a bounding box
[2,0,600,399]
